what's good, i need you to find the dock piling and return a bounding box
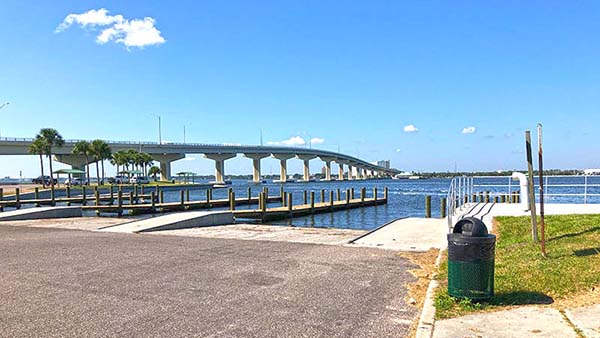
[310,191,315,213]
[440,197,447,218]
[34,187,40,207]
[384,187,388,201]
[82,187,87,206]
[329,190,334,207]
[425,195,432,218]
[230,191,236,210]
[15,188,20,209]
[287,193,293,212]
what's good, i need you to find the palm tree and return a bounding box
[90,140,111,185]
[111,150,129,175]
[142,153,154,176]
[149,166,161,181]
[73,140,91,184]
[28,137,48,188]
[38,128,64,189]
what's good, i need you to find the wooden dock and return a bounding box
[233,197,386,222]
[0,185,389,222]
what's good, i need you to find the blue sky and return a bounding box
[1,1,599,177]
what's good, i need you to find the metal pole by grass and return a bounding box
[538,123,547,257]
[525,130,539,242]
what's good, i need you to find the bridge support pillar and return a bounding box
[337,163,344,181]
[204,154,236,183]
[296,155,317,182]
[272,154,295,183]
[318,156,335,181]
[54,154,87,171]
[347,165,354,180]
[152,154,185,181]
[243,153,269,183]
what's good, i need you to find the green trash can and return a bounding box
[447,217,496,300]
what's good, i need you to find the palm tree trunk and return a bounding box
[96,161,100,186]
[39,154,45,188]
[48,154,55,190]
[101,160,105,183]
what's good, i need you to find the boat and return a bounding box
[408,176,421,180]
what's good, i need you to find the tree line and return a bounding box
[28,128,161,188]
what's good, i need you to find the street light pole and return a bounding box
[158,116,162,145]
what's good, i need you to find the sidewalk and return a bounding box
[432,305,600,338]
[423,203,600,338]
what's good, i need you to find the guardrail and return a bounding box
[446,175,600,231]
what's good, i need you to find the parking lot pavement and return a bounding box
[0,225,421,338]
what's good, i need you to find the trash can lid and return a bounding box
[453,217,489,237]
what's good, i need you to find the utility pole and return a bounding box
[183,125,186,143]
[158,116,162,145]
[260,129,263,146]
[525,130,539,242]
[538,124,546,256]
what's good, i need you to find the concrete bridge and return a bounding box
[0,138,399,183]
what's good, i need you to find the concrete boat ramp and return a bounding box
[97,210,234,233]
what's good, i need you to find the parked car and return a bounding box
[32,175,57,185]
[114,175,129,184]
[130,176,150,184]
[64,177,87,186]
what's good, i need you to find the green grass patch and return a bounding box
[435,214,600,319]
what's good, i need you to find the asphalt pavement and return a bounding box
[0,225,420,338]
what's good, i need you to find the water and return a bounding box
[156,178,446,230]
[156,176,600,230]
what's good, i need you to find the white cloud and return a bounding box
[461,126,476,134]
[267,136,307,146]
[403,124,419,132]
[55,8,165,48]
[310,137,325,145]
[395,148,402,152]
[182,156,196,161]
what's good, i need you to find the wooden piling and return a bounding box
[500,195,506,203]
[425,195,431,218]
[109,185,114,205]
[310,191,315,213]
[337,189,341,201]
[186,189,190,202]
[180,190,185,207]
[320,189,325,203]
[0,188,4,212]
[373,187,378,201]
[485,191,490,203]
[160,190,165,204]
[346,189,350,205]
[287,193,293,212]
[82,187,87,206]
[440,197,447,218]
[248,187,252,203]
[66,186,71,206]
[280,186,284,199]
[34,187,40,207]
[230,191,236,210]
[151,191,156,210]
[329,191,334,207]
[95,189,100,206]
[206,189,211,203]
[282,192,287,207]
[303,191,308,204]
[129,191,134,205]
[384,187,388,201]
[117,191,123,216]
[351,188,355,199]
[15,188,20,209]
[360,188,365,204]
[261,192,267,212]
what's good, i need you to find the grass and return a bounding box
[435,214,600,319]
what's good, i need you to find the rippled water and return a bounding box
[158,176,600,230]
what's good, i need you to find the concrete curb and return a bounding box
[415,245,446,338]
